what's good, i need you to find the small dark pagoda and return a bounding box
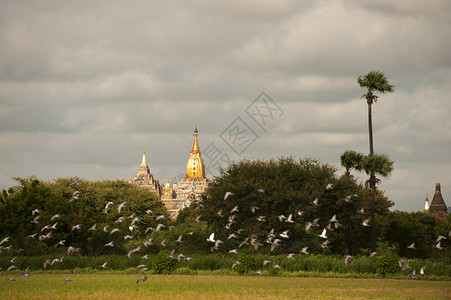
[429,182,448,219]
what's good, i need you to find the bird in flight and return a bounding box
[224,192,233,200]
[319,229,327,239]
[62,278,72,286]
[137,274,147,284]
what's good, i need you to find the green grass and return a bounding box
[1,273,450,299]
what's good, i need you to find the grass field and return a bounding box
[1,274,450,299]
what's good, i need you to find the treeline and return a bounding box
[0,157,450,260]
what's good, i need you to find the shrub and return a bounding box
[234,253,257,274]
[152,250,177,274]
[376,253,399,275]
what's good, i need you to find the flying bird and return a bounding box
[362,218,370,227]
[419,266,426,275]
[51,214,61,221]
[118,201,127,213]
[344,255,352,266]
[326,183,333,190]
[230,205,239,213]
[224,192,233,200]
[100,261,108,269]
[319,229,327,239]
[137,274,147,284]
[398,259,410,270]
[409,269,416,279]
[251,206,260,213]
[62,278,72,286]
[300,247,309,255]
[407,242,416,249]
[207,233,215,243]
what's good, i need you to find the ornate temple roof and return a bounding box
[185,125,206,179]
[429,182,447,218]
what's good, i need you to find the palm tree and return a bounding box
[357,70,394,252]
[340,150,364,178]
[357,71,394,155]
[360,153,394,251]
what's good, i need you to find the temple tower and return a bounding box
[429,182,448,219]
[129,150,161,195]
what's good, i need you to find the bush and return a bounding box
[376,253,399,275]
[234,253,257,274]
[152,250,177,274]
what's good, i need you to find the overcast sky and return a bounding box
[1,0,450,212]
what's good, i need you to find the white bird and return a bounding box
[50,222,58,230]
[88,224,97,231]
[344,255,352,266]
[160,239,166,247]
[435,241,443,250]
[330,214,338,223]
[286,214,294,223]
[312,198,319,206]
[104,241,114,247]
[326,183,333,190]
[357,208,365,214]
[51,214,61,221]
[280,230,290,239]
[175,235,183,244]
[409,269,416,279]
[216,209,223,217]
[155,223,165,231]
[370,252,378,257]
[230,205,239,213]
[207,233,215,243]
[257,216,266,222]
[28,233,37,238]
[278,214,286,222]
[251,206,260,213]
[407,242,416,249]
[436,235,447,243]
[362,218,370,227]
[305,222,313,232]
[273,264,281,269]
[156,215,166,221]
[100,261,108,269]
[257,189,265,193]
[110,228,120,234]
[228,249,238,254]
[103,225,110,232]
[71,224,82,231]
[105,201,114,210]
[287,253,295,259]
[195,215,202,223]
[263,260,272,266]
[69,191,80,202]
[419,266,426,275]
[55,240,66,247]
[300,247,309,255]
[224,192,233,200]
[145,209,153,215]
[31,215,40,224]
[319,229,327,239]
[232,261,241,269]
[228,233,237,240]
[115,217,125,223]
[32,209,41,216]
[118,201,126,213]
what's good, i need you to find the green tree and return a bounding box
[340,150,364,178]
[198,157,385,255]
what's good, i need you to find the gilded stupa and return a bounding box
[162,126,209,217]
[185,126,206,179]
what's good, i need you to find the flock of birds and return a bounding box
[0,186,449,285]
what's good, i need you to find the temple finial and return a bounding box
[141,150,147,166]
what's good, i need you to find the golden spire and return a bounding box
[141,150,147,166]
[186,125,206,179]
[191,124,200,154]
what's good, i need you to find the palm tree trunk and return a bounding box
[367,100,374,155]
[367,96,376,252]
[370,175,376,252]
